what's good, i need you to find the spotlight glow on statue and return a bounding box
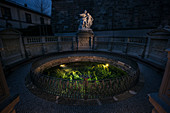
[78,10,94,30]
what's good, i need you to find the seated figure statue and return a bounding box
[78,10,93,30]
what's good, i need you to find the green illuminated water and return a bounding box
[43,62,127,81]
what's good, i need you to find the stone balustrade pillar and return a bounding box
[0,61,10,99]
[41,37,46,54]
[149,48,170,113]
[144,36,151,59]
[159,49,170,104]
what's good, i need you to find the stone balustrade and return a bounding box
[0,29,169,71]
[23,35,169,69]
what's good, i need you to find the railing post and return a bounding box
[141,37,148,59]
[57,37,61,52]
[42,37,46,54]
[84,78,88,100]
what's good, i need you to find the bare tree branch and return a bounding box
[33,0,51,14]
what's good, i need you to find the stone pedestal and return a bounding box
[0,60,19,113]
[149,48,170,113]
[76,29,94,50]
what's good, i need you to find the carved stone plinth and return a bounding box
[76,29,94,50]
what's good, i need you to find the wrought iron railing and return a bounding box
[30,58,139,100]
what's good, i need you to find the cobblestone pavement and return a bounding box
[6,54,163,113]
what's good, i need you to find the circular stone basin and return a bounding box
[30,55,139,100]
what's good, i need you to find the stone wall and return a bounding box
[51,0,170,33]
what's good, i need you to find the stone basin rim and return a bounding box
[31,55,139,78]
[29,54,140,100]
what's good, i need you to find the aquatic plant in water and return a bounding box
[43,62,127,81]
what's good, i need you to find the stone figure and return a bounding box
[78,10,93,30]
[78,10,87,30]
[86,13,93,28]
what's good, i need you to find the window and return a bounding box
[40,17,44,24]
[1,7,12,19]
[25,13,32,23]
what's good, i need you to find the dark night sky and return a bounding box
[7,0,52,16]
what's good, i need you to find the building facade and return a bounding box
[0,0,51,29]
[51,0,170,33]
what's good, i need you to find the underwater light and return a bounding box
[60,64,66,67]
[106,64,109,67]
[102,64,109,68]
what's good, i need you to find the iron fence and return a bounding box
[30,67,139,100]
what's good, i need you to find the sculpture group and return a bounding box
[78,10,94,30]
